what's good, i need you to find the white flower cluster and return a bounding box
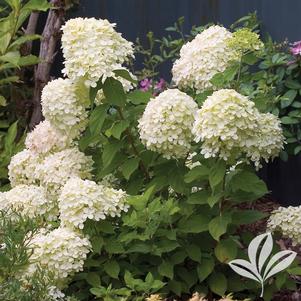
[25,121,72,155]
[29,227,91,282]
[268,206,301,245]
[59,177,128,229]
[3,16,132,291]
[36,148,93,199]
[0,185,57,220]
[61,17,134,87]
[138,89,197,159]
[172,25,239,93]
[41,78,88,138]
[192,89,284,167]
[8,149,40,187]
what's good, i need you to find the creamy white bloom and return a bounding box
[193,89,284,167]
[61,17,134,87]
[25,121,72,155]
[8,149,41,187]
[268,206,301,246]
[246,113,284,167]
[1,185,57,220]
[138,89,197,159]
[29,227,91,281]
[59,177,128,229]
[193,89,258,160]
[48,286,66,301]
[172,25,239,92]
[41,78,88,138]
[35,148,93,199]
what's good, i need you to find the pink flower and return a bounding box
[290,41,301,56]
[154,78,166,92]
[140,78,152,92]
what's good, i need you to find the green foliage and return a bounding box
[0,0,51,187]
[0,211,55,301]
[65,67,292,301]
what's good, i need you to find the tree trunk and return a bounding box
[29,0,65,130]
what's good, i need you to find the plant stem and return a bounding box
[116,107,150,180]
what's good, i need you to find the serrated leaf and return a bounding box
[215,238,237,263]
[208,214,232,241]
[208,272,227,296]
[103,77,126,107]
[158,260,174,279]
[209,160,226,189]
[102,141,123,168]
[89,105,108,135]
[87,272,101,287]
[178,214,210,233]
[114,69,137,84]
[127,90,152,104]
[110,120,129,139]
[197,258,214,281]
[121,157,140,179]
[184,165,209,183]
[104,260,120,279]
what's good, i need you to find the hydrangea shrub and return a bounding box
[0,16,296,301]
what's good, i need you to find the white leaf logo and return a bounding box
[229,232,296,297]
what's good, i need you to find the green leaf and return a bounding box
[127,185,156,211]
[207,192,223,208]
[0,51,20,66]
[90,287,104,297]
[214,238,237,263]
[208,272,227,296]
[209,160,226,189]
[281,90,297,109]
[4,120,18,153]
[103,77,126,107]
[114,69,137,84]
[285,79,301,90]
[127,90,152,104]
[104,260,120,279]
[0,76,19,85]
[197,258,214,281]
[178,214,211,233]
[0,95,6,106]
[187,190,210,205]
[185,244,202,263]
[158,260,174,279]
[168,280,183,296]
[102,141,123,168]
[87,272,101,287]
[281,116,299,125]
[121,157,140,180]
[232,210,267,225]
[228,170,268,199]
[89,105,108,135]
[208,214,232,241]
[184,165,209,183]
[17,55,39,66]
[22,0,51,11]
[9,34,41,49]
[91,236,104,253]
[110,120,129,139]
[168,167,186,193]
